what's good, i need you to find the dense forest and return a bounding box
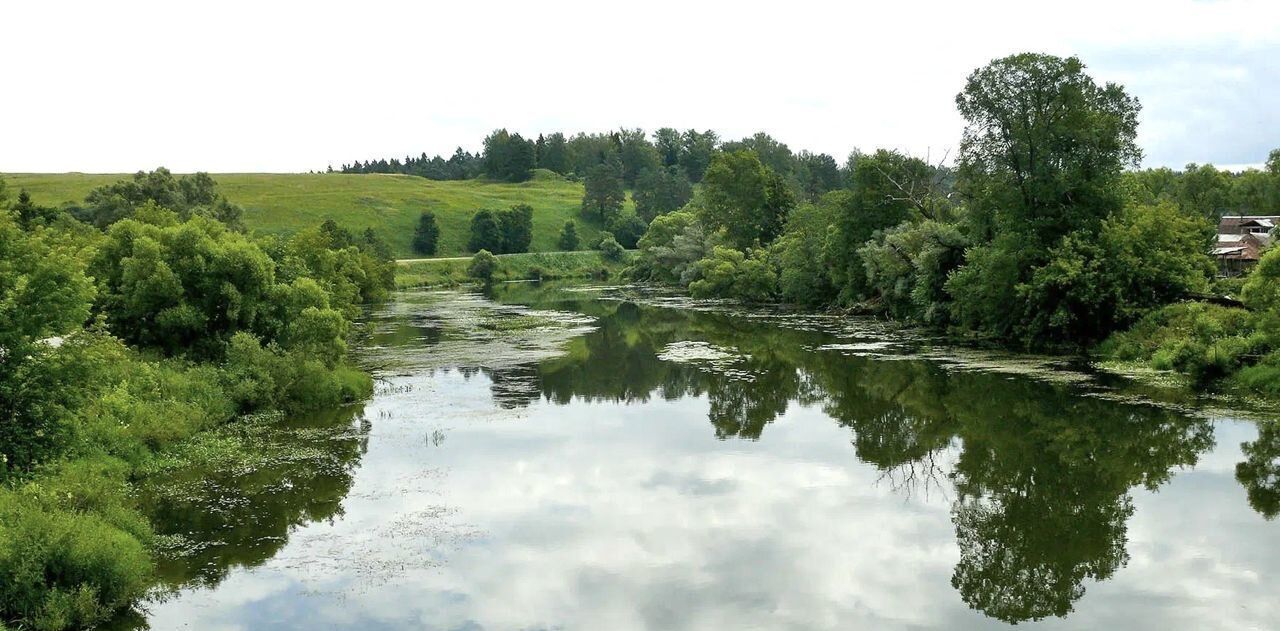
[0,170,395,629]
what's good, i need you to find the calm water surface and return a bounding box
[135,284,1279,630]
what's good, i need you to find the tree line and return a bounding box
[627,52,1280,399]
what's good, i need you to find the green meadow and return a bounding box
[3,169,617,257]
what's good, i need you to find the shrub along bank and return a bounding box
[0,172,392,629]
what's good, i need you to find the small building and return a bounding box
[1215,215,1277,277]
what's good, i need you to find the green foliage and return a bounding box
[676,129,720,183]
[698,150,794,249]
[1015,202,1214,343]
[467,209,502,253]
[688,246,778,302]
[412,211,439,256]
[633,166,693,222]
[481,129,536,182]
[606,213,647,249]
[535,132,570,174]
[597,234,626,263]
[76,168,246,231]
[1242,245,1280,313]
[629,210,710,284]
[794,150,843,201]
[772,202,837,306]
[956,53,1140,247]
[498,204,534,254]
[1177,163,1233,221]
[617,128,660,187]
[581,158,625,224]
[0,215,97,472]
[722,132,795,176]
[0,180,384,627]
[468,249,497,281]
[0,481,152,630]
[859,220,968,324]
[91,217,277,357]
[557,220,580,251]
[826,150,940,303]
[947,53,1143,344]
[1098,301,1268,385]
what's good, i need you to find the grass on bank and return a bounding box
[3,170,620,258]
[396,250,625,288]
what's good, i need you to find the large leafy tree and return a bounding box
[955,53,1140,246]
[1177,163,1232,221]
[948,53,1142,342]
[698,150,794,249]
[722,132,795,176]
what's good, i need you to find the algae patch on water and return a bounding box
[361,290,597,376]
[657,340,755,381]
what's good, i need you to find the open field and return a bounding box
[2,169,620,257]
[395,250,627,288]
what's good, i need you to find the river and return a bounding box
[128,283,1279,630]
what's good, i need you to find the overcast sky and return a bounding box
[2,0,1278,173]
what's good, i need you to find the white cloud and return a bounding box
[2,0,1277,171]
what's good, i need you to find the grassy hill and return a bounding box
[2,169,618,257]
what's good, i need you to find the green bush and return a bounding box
[468,249,497,281]
[0,472,153,630]
[1099,300,1276,389]
[598,234,626,263]
[688,246,778,302]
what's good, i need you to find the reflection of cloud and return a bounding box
[143,372,1275,631]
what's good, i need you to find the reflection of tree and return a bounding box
[137,405,370,590]
[814,355,957,496]
[1236,420,1280,519]
[946,378,1214,623]
[485,284,1222,623]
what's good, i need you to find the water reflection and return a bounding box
[482,284,1235,623]
[137,405,370,590]
[136,284,1278,630]
[1237,420,1280,519]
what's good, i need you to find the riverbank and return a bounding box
[395,250,626,288]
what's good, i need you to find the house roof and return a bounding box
[1219,215,1280,232]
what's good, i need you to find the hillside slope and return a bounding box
[3,170,614,257]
